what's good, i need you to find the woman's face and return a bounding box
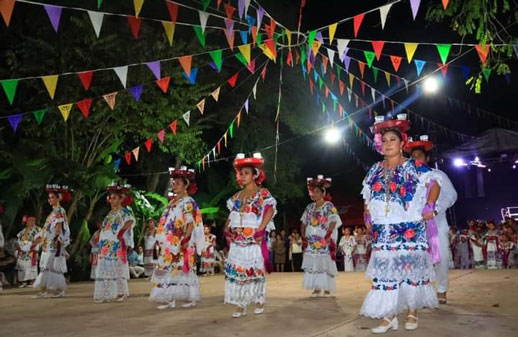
[26,217,36,227]
[382,131,403,158]
[344,227,351,235]
[311,187,325,202]
[204,226,210,235]
[239,167,256,186]
[270,231,276,238]
[109,193,123,208]
[48,193,59,207]
[172,177,187,194]
[488,222,495,230]
[276,234,282,241]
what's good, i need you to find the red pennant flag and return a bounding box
[125,152,132,165]
[390,55,402,72]
[475,44,490,65]
[224,3,235,23]
[76,98,92,119]
[169,120,178,135]
[127,16,142,39]
[78,71,93,91]
[265,39,277,57]
[330,71,336,85]
[360,81,366,96]
[268,18,276,39]
[0,0,15,27]
[251,26,258,46]
[338,104,344,118]
[178,55,192,76]
[157,129,165,143]
[246,59,256,73]
[339,80,345,95]
[307,59,313,74]
[261,66,267,81]
[227,72,238,87]
[322,55,329,73]
[156,76,171,93]
[165,1,179,23]
[438,63,449,77]
[217,140,221,154]
[309,79,314,94]
[353,13,365,38]
[358,61,365,78]
[144,138,153,152]
[286,50,293,66]
[325,86,329,98]
[371,41,385,60]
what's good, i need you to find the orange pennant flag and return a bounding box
[103,92,118,110]
[390,55,402,72]
[475,44,490,65]
[178,55,192,76]
[358,61,365,78]
[0,0,15,27]
[237,110,241,127]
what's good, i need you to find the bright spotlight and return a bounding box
[513,165,516,169]
[324,126,341,144]
[423,77,439,94]
[453,158,467,167]
[488,168,492,172]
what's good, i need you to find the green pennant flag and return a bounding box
[33,108,47,124]
[333,99,337,112]
[274,32,281,45]
[482,67,492,82]
[0,79,18,105]
[201,0,211,10]
[209,50,223,71]
[318,76,324,89]
[322,102,326,112]
[256,33,263,46]
[436,44,451,64]
[98,0,102,9]
[235,52,248,66]
[372,67,379,83]
[308,30,317,48]
[363,50,376,68]
[300,46,307,64]
[229,122,234,138]
[193,26,206,47]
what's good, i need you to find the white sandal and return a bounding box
[232,307,247,318]
[157,301,176,310]
[405,315,418,330]
[181,301,196,308]
[371,317,399,334]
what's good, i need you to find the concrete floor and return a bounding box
[1,270,517,337]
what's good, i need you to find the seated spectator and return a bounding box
[128,246,145,279]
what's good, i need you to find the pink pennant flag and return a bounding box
[157,129,166,143]
[103,92,118,110]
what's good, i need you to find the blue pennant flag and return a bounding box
[460,66,471,80]
[239,31,248,45]
[183,68,198,84]
[114,158,121,171]
[246,15,256,34]
[209,62,223,73]
[313,70,318,82]
[414,59,426,77]
[301,64,307,78]
[129,84,143,102]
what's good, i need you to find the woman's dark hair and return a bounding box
[240,165,259,177]
[381,127,403,141]
[173,176,189,187]
[313,186,326,195]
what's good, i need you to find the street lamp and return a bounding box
[324,126,341,144]
[423,77,439,94]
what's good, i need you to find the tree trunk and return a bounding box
[146,173,160,193]
[69,194,98,257]
[66,191,83,225]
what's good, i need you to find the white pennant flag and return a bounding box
[244,0,251,17]
[132,147,140,162]
[371,87,376,102]
[327,48,336,68]
[347,87,352,102]
[252,83,257,99]
[183,110,191,126]
[336,39,350,58]
[379,4,393,30]
[87,11,104,38]
[212,147,216,158]
[403,78,409,93]
[199,11,209,33]
[211,87,220,101]
[113,66,128,88]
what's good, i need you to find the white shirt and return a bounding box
[433,169,457,230]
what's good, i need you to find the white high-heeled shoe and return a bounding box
[405,315,418,330]
[115,295,127,302]
[254,306,265,315]
[157,301,176,310]
[371,317,399,334]
[181,301,196,308]
[32,292,47,299]
[232,307,247,318]
[51,290,66,298]
[311,289,321,298]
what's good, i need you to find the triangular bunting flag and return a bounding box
[285,28,292,47]
[337,39,350,58]
[87,11,104,38]
[209,50,223,72]
[113,66,128,88]
[44,5,62,33]
[165,2,179,23]
[201,0,211,11]
[125,152,132,165]
[155,76,171,93]
[0,0,15,27]
[436,44,451,64]
[437,63,449,77]
[475,44,490,65]
[371,87,376,102]
[237,110,241,127]
[256,6,264,28]
[363,50,376,68]
[328,23,337,44]
[244,99,249,114]
[385,71,391,86]
[134,0,144,17]
[127,16,142,39]
[0,79,18,105]
[390,55,402,72]
[238,0,251,19]
[482,67,491,82]
[132,146,140,162]
[58,103,73,122]
[178,55,192,76]
[129,84,143,101]
[224,27,236,50]
[7,113,22,132]
[342,55,351,72]
[162,21,176,46]
[371,41,385,61]
[146,61,161,80]
[239,30,248,45]
[227,72,238,87]
[252,82,257,99]
[229,122,234,138]
[224,3,236,23]
[169,120,178,134]
[414,59,426,76]
[353,13,365,38]
[360,81,366,96]
[33,109,46,124]
[183,111,190,126]
[198,10,209,33]
[211,87,220,101]
[372,67,379,83]
[339,80,345,95]
[144,138,153,152]
[193,26,206,47]
[410,0,421,20]
[442,0,449,9]
[379,3,393,29]
[308,30,317,49]
[183,68,198,84]
[327,48,335,68]
[358,61,365,78]
[196,99,205,115]
[246,59,256,73]
[349,73,354,88]
[103,92,117,110]
[460,66,471,80]
[78,71,93,91]
[42,75,59,100]
[261,65,267,80]
[238,44,251,64]
[77,98,92,119]
[404,43,418,63]
[157,129,165,143]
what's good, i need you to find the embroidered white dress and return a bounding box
[16,226,40,282]
[94,208,135,301]
[143,233,158,277]
[200,233,217,274]
[225,188,276,307]
[301,201,341,291]
[34,207,70,292]
[360,159,438,318]
[339,235,356,272]
[150,197,204,303]
[89,231,100,280]
[354,234,369,271]
[485,230,500,269]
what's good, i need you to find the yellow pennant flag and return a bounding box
[162,21,175,46]
[404,42,418,63]
[285,28,292,47]
[58,103,73,122]
[41,75,59,100]
[224,132,228,147]
[328,23,337,44]
[311,41,322,57]
[238,44,251,64]
[259,44,276,62]
[385,71,391,86]
[134,0,144,17]
[349,73,354,88]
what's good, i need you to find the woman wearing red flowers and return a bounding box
[224,153,276,318]
[94,182,135,303]
[360,115,440,333]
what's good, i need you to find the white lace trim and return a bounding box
[224,279,265,307]
[149,272,200,302]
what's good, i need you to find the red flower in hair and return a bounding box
[400,186,406,197]
[390,182,397,193]
[373,182,382,192]
[415,160,422,167]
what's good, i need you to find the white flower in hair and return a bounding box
[397,113,407,120]
[235,153,245,159]
[420,135,429,141]
[180,166,187,170]
[374,115,385,123]
[317,174,324,179]
[253,152,262,159]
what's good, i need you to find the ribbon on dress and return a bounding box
[325,230,336,261]
[117,228,128,264]
[423,181,440,264]
[31,250,38,266]
[254,228,272,273]
[181,236,193,273]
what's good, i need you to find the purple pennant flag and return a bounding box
[339,47,350,62]
[225,20,235,39]
[209,62,221,73]
[342,55,351,72]
[244,99,249,114]
[410,0,421,20]
[146,61,161,80]
[315,31,323,43]
[256,7,264,28]
[238,0,245,19]
[7,113,23,132]
[130,84,143,102]
[44,5,63,33]
[505,73,511,85]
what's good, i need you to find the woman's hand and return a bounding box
[422,212,435,221]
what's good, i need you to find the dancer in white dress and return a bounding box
[360,116,439,333]
[200,225,217,276]
[89,220,102,280]
[33,184,71,298]
[143,219,158,277]
[150,167,204,310]
[94,183,135,303]
[16,215,40,287]
[354,227,369,271]
[338,227,356,272]
[300,175,341,296]
[224,153,276,318]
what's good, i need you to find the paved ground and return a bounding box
[1,270,517,337]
